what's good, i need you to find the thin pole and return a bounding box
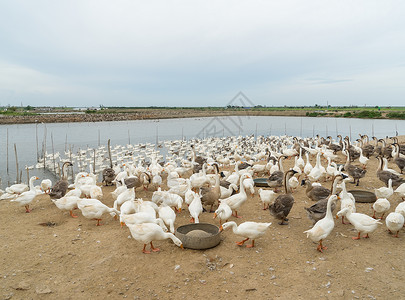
[14,143,19,183]
[372,123,374,137]
[98,129,100,147]
[349,125,352,141]
[255,123,258,138]
[51,133,56,173]
[65,133,68,152]
[36,123,39,162]
[26,166,29,183]
[6,128,9,175]
[155,126,158,149]
[284,123,286,135]
[43,125,47,170]
[326,124,328,137]
[93,149,96,174]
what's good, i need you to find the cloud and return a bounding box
[0,0,404,107]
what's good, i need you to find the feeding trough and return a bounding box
[348,190,377,203]
[175,223,220,250]
[253,178,270,188]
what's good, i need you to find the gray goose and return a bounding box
[304,174,346,225]
[393,144,405,174]
[376,156,405,188]
[266,156,285,192]
[201,164,221,212]
[269,169,297,225]
[344,150,366,186]
[102,139,115,186]
[301,179,330,202]
[49,161,73,199]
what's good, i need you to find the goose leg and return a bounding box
[379,213,385,220]
[352,232,361,240]
[317,239,328,252]
[150,242,160,252]
[246,240,255,248]
[279,218,289,225]
[189,217,195,223]
[142,244,151,254]
[236,238,249,246]
[69,210,78,218]
[25,205,31,213]
[394,231,399,238]
[372,210,376,219]
[363,233,370,238]
[95,219,102,226]
[233,211,242,218]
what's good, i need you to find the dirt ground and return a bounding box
[1,138,405,300]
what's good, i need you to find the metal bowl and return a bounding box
[175,223,221,250]
[253,178,270,187]
[348,190,377,203]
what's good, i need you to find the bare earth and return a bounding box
[1,140,405,299]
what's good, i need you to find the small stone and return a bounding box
[35,286,52,294]
[174,265,180,271]
[365,267,374,272]
[325,281,331,288]
[3,293,13,300]
[199,280,206,284]
[270,275,276,280]
[15,281,30,290]
[268,267,275,271]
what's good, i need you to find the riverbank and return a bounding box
[0,107,404,124]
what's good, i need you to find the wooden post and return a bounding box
[51,133,56,174]
[14,143,19,183]
[36,123,39,162]
[43,125,47,170]
[26,166,29,183]
[6,128,9,175]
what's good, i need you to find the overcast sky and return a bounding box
[1,0,404,108]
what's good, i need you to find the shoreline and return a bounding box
[0,108,403,125]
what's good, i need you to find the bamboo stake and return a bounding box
[14,143,19,183]
[43,125,47,170]
[36,123,39,162]
[51,133,56,174]
[6,128,9,175]
[26,166,29,183]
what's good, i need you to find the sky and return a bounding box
[0,0,405,108]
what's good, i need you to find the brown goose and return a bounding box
[360,135,375,159]
[304,174,346,224]
[269,169,297,225]
[102,139,115,186]
[393,144,405,174]
[266,156,285,192]
[49,161,73,199]
[344,150,366,186]
[201,164,220,212]
[301,179,330,202]
[376,156,405,188]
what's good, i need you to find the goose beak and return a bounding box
[213,213,217,219]
[219,226,223,232]
[120,222,125,227]
[335,215,339,219]
[180,244,184,249]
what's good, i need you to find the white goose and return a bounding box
[220,221,272,248]
[127,222,183,254]
[303,152,313,176]
[338,179,356,224]
[258,188,277,210]
[308,152,326,182]
[213,202,232,226]
[158,203,176,233]
[10,176,39,213]
[372,198,390,219]
[304,195,338,253]
[385,212,404,238]
[190,163,209,192]
[337,207,382,240]
[220,183,238,199]
[375,179,393,199]
[220,173,250,218]
[77,198,120,226]
[52,195,81,218]
[188,193,203,223]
